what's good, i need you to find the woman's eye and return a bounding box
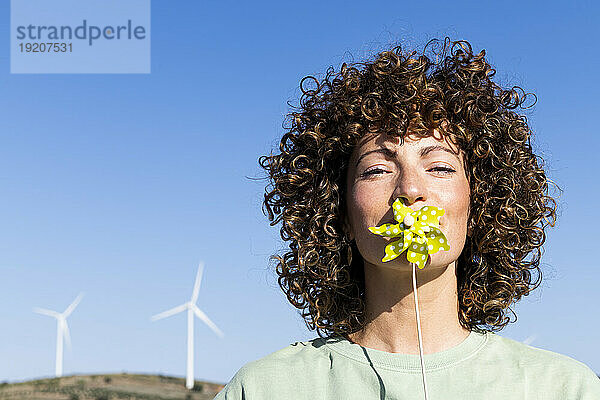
[361,167,387,177]
[429,166,456,174]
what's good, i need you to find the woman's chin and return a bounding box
[374,254,454,273]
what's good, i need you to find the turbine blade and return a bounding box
[523,334,537,345]
[192,305,224,338]
[33,307,60,318]
[150,303,187,321]
[62,319,72,350]
[190,262,204,303]
[63,292,84,317]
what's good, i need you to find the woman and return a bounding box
[215,38,600,399]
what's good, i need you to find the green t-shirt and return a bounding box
[214,330,600,399]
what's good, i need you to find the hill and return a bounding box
[0,373,225,400]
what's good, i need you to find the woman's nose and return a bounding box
[393,170,426,206]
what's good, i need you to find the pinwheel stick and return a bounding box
[412,262,429,400]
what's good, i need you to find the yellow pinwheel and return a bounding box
[368,198,450,269]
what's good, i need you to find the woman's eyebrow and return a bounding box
[419,145,459,158]
[355,147,397,167]
[355,144,458,167]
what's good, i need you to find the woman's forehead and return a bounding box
[352,130,462,159]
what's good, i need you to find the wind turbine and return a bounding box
[33,292,84,377]
[151,262,224,389]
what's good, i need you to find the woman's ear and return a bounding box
[343,214,354,242]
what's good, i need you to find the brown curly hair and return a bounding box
[258,37,559,338]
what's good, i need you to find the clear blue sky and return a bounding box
[1,0,598,385]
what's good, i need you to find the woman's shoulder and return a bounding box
[487,332,593,367]
[213,337,332,399]
[485,332,599,384]
[234,336,331,377]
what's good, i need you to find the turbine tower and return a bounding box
[151,262,224,389]
[33,293,84,377]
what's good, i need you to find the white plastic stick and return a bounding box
[412,262,429,400]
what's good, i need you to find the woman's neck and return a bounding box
[346,261,470,354]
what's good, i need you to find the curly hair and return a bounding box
[258,37,559,338]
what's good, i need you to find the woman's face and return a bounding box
[344,130,471,272]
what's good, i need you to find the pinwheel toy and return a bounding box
[368,198,450,268]
[368,197,451,400]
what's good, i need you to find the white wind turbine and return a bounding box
[33,293,84,377]
[151,262,224,389]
